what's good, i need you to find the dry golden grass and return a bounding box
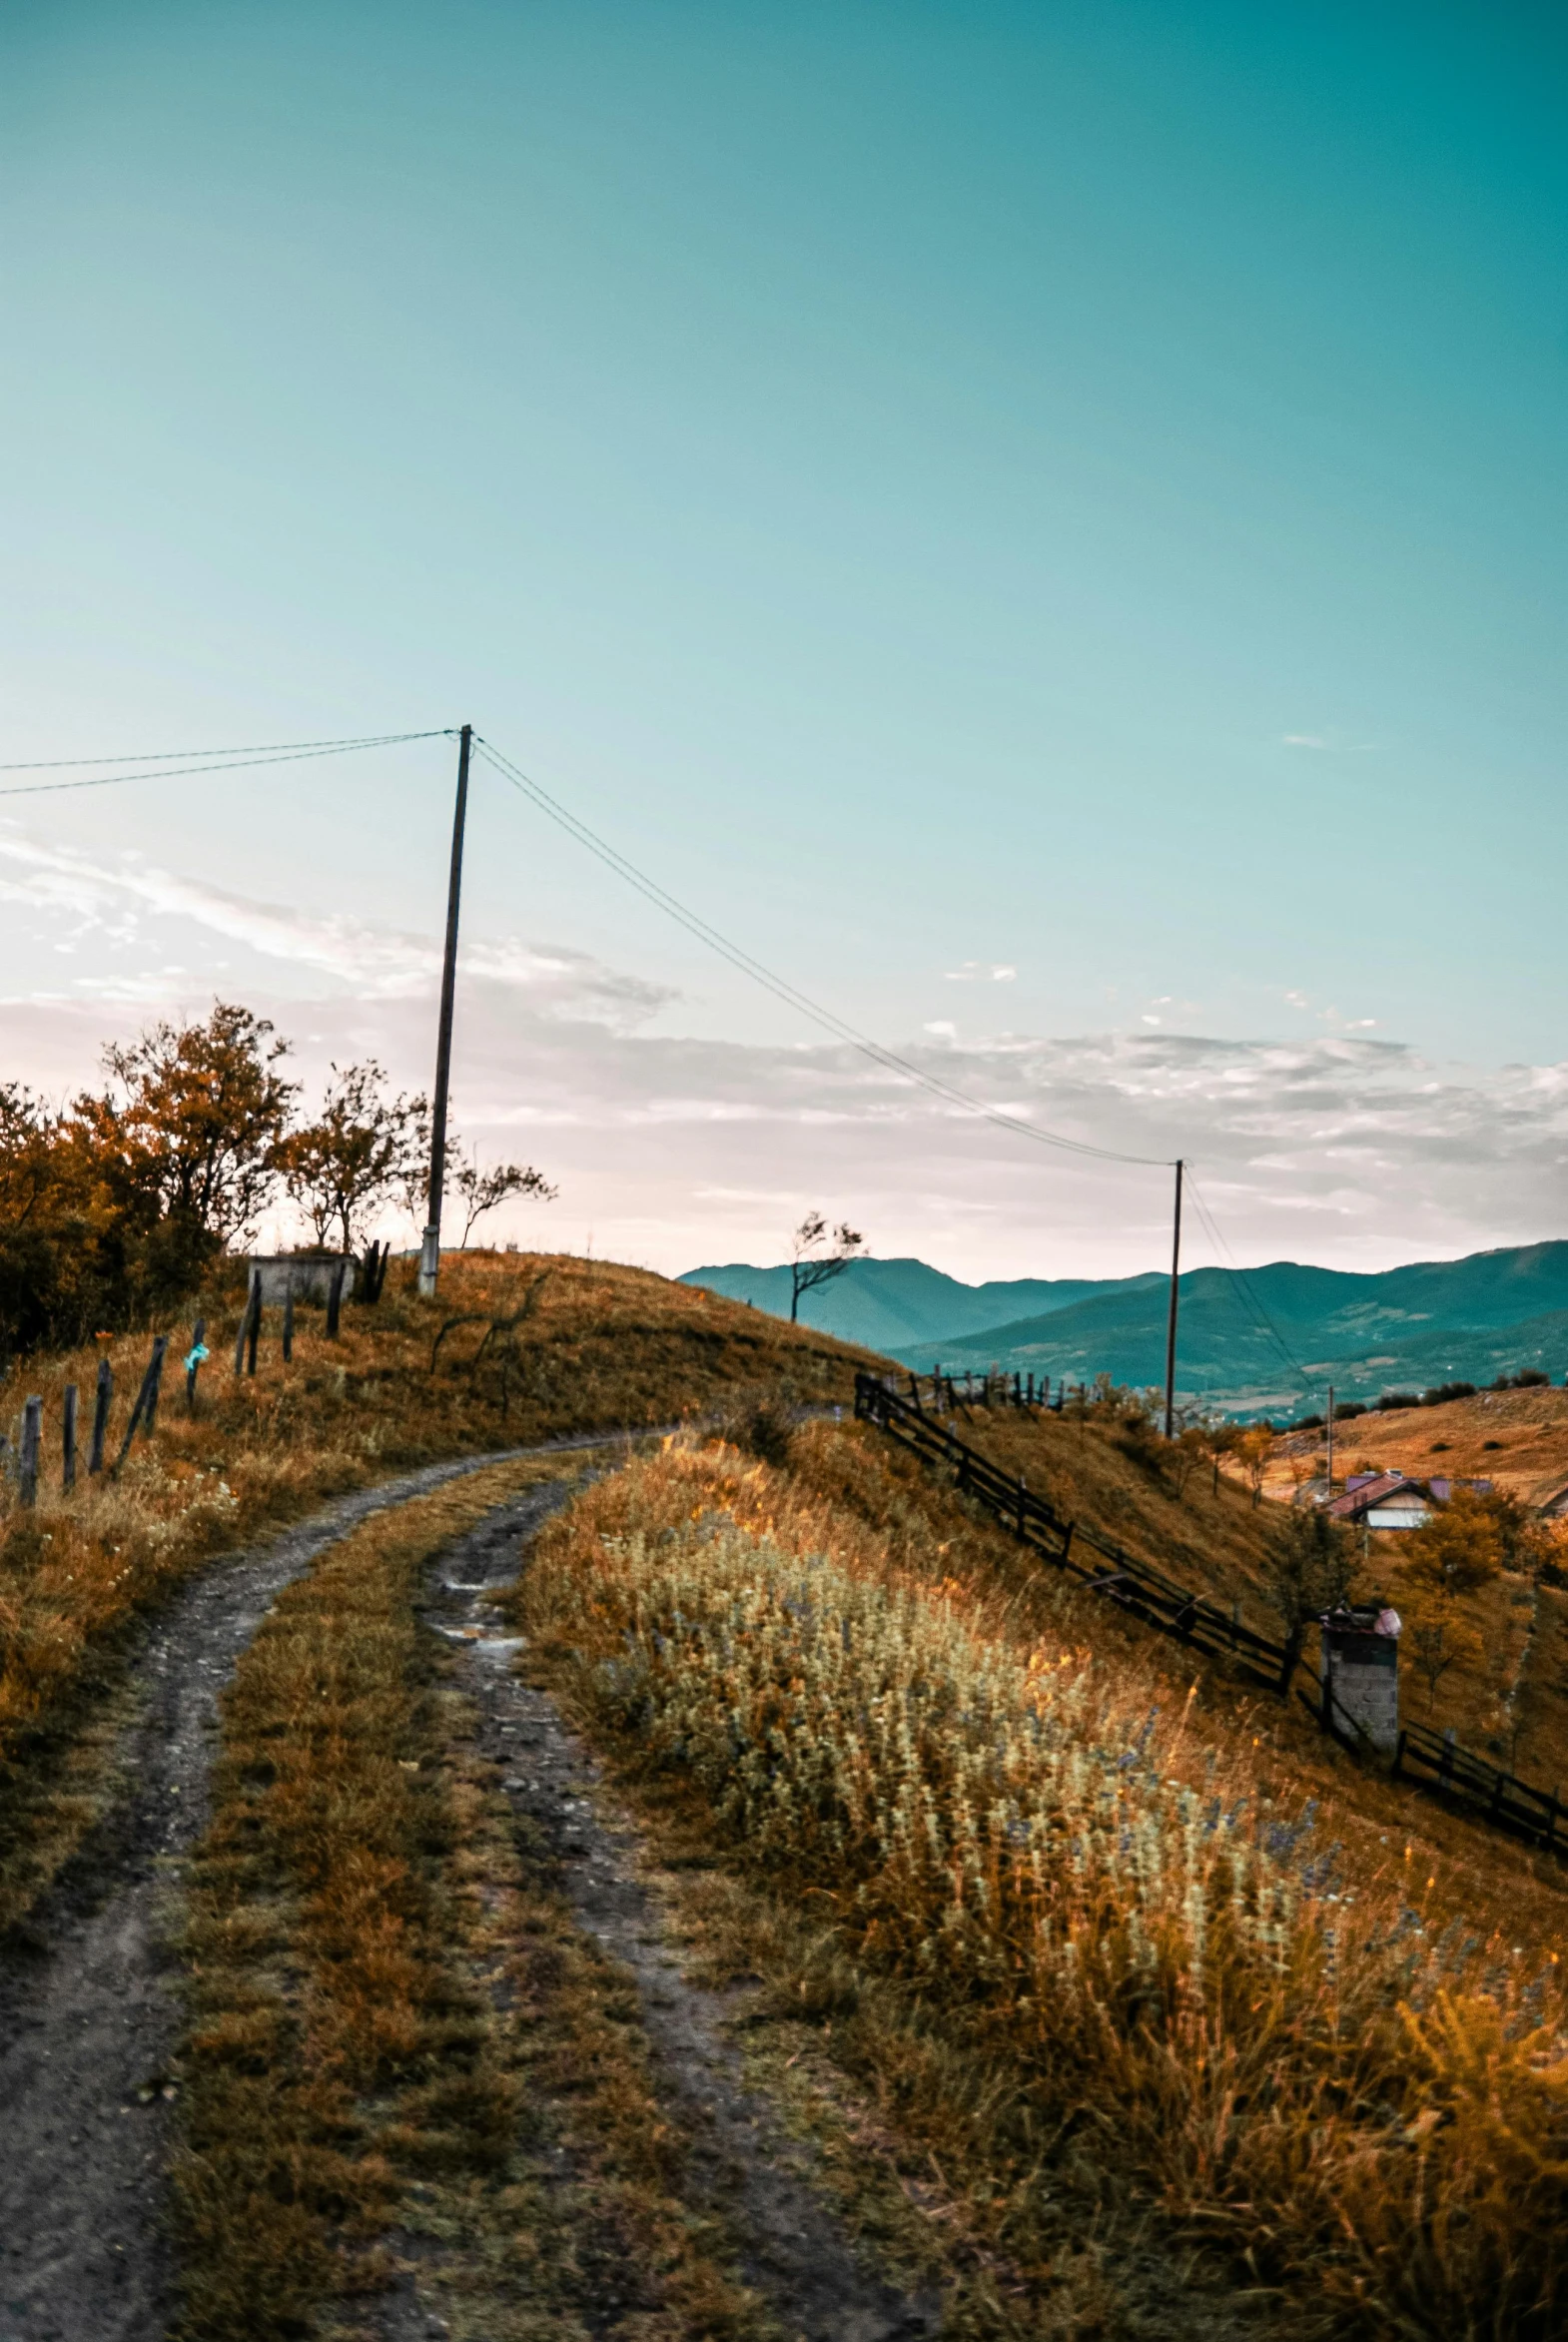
[0,1250,873,1931]
[174,1452,769,2342]
[518,1426,1568,2339]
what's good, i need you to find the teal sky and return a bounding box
[3,2,1567,1277]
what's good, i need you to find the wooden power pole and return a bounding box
[1163,1158,1184,1440]
[418,723,472,1297]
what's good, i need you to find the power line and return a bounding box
[472,733,1174,1170]
[0,729,449,797]
[1183,1171,1314,1397]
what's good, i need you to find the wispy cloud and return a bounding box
[0,832,671,1028]
[1,833,1562,1279]
[1280,733,1375,753]
[945,961,1017,982]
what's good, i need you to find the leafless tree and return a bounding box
[452,1148,558,1245]
[788,1210,865,1323]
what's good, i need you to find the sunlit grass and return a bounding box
[520,1432,1568,2337]
[0,1250,868,1930]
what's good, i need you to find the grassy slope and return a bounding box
[519,1425,1568,2339]
[0,1249,880,1934]
[874,1391,1568,1945]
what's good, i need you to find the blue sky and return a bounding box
[3,2,1566,1277]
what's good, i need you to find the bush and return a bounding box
[1375,1391,1420,1412]
[1490,1369,1550,1392]
[1333,1400,1367,1422]
[1423,1382,1477,1406]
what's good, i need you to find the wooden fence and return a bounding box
[855,1370,1568,1861]
[1393,1719,1568,1851]
[854,1371,1292,1691]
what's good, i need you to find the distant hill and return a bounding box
[677,1256,1166,1355]
[891,1241,1568,1412]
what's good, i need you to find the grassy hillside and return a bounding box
[904,1239,1568,1409]
[0,1248,880,1932]
[516,1414,1568,2337]
[11,1248,1568,2338]
[680,1254,1166,1350]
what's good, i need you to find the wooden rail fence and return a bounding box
[855,1369,1568,1859]
[1393,1720,1568,1852]
[854,1371,1292,1692]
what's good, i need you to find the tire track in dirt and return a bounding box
[368,1494,938,2342]
[0,1442,613,2342]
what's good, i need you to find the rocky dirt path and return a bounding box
[0,1444,584,2342]
[366,1493,939,2342]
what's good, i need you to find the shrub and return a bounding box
[1375,1391,1420,1412]
[1423,1381,1477,1406]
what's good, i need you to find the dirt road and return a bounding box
[0,1447,935,2342]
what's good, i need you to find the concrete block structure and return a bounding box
[247,1253,359,1305]
[1319,1606,1400,1756]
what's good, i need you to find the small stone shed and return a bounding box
[1319,1603,1400,1756]
[246,1253,359,1306]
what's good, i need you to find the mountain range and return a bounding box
[679,1243,1568,1413]
[678,1257,1167,1355]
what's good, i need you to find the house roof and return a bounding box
[1327,1472,1426,1520]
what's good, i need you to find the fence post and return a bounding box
[62,1383,78,1491]
[235,1270,258,1374]
[247,1279,261,1376]
[186,1317,208,1414]
[89,1356,112,1475]
[19,1395,41,1508]
[113,1337,168,1471]
[327,1257,347,1339]
[283,1276,295,1364]
[143,1335,167,1436]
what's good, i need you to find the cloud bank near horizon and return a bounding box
[2,831,1565,1283]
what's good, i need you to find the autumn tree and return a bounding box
[1166,1423,1211,1502]
[281,1061,427,1253]
[452,1147,558,1246]
[1235,1422,1274,1508]
[1261,1505,1360,1681]
[1404,1486,1506,1599]
[788,1211,865,1323]
[76,1003,297,1246]
[1405,1607,1482,1712]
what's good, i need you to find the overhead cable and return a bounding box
[1183,1171,1313,1396]
[0,728,449,797]
[473,733,1173,1170]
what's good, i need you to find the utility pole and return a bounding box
[418,723,472,1297]
[1325,1382,1335,1497]
[1163,1158,1184,1440]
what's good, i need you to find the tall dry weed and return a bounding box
[520,1436,1568,2338]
